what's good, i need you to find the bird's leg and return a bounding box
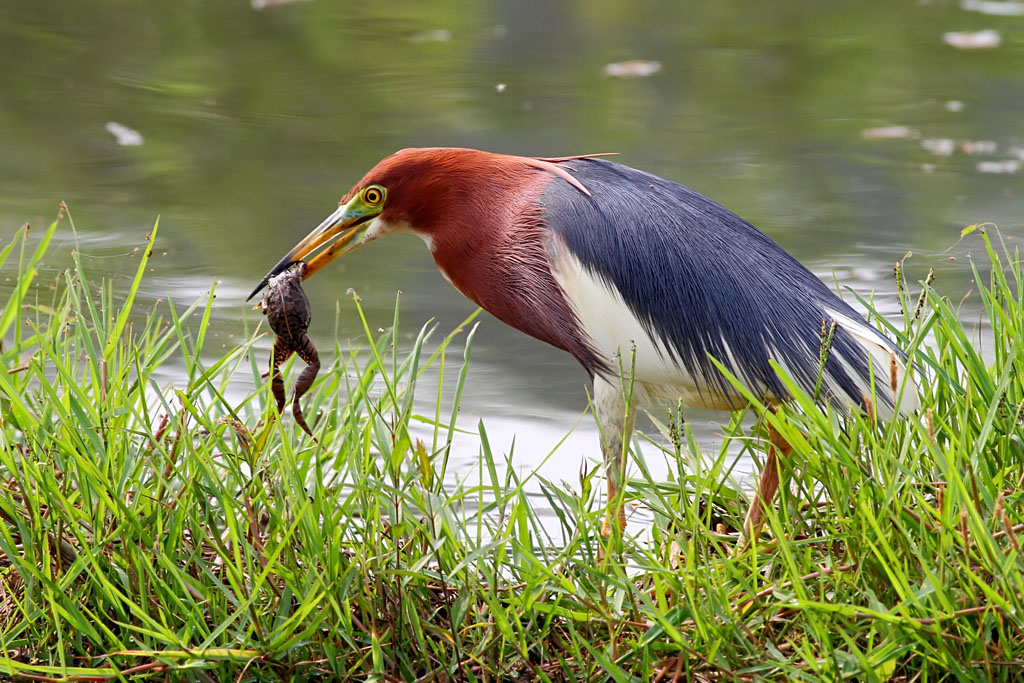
[741,406,792,544]
[594,376,636,536]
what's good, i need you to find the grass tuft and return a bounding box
[1,216,1023,681]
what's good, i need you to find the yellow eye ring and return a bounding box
[363,186,385,206]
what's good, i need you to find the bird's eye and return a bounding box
[363,186,385,206]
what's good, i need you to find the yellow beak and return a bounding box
[248,198,378,301]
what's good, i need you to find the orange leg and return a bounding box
[741,414,793,544]
[599,421,633,537]
[601,478,629,537]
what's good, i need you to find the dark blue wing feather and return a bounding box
[541,158,903,412]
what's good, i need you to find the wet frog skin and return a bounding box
[260,262,319,437]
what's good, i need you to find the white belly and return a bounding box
[550,243,745,410]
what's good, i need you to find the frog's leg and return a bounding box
[292,335,320,438]
[270,338,294,414]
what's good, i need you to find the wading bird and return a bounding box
[250,147,917,540]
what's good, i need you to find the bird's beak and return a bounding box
[247,198,379,301]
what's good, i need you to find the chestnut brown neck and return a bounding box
[359,148,605,373]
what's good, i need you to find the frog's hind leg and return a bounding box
[270,338,294,414]
[292,336,320,438]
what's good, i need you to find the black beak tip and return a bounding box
[247,254,299,302]
[246,278,270,302]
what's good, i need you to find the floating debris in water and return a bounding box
[603,60,662,78]
[105,122,144,146]
[943,29,1002,49]
[861,126,919,140]
[409,29,452,43]
[945,100,965,112]
[960,140,998,155]
[495,83,507,93]
[961,0,1024,16]
[977,159,1021,174]
[922,138,1000,156]
[922,138,956,156]
[251,0,309,9]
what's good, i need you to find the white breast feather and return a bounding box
[549,243,744,410]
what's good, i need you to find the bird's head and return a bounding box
[247,148,491,299]
[248,147,602,300]
[247,153,396,300]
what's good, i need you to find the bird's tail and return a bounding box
[826,308,919,420]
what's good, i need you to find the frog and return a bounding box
[259,261,319,438]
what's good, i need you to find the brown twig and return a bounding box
[14,661,168,682]
[738,564,855,611]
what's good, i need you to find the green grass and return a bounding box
[1,213,1023,682]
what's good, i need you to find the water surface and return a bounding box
[3,0,1023,524]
